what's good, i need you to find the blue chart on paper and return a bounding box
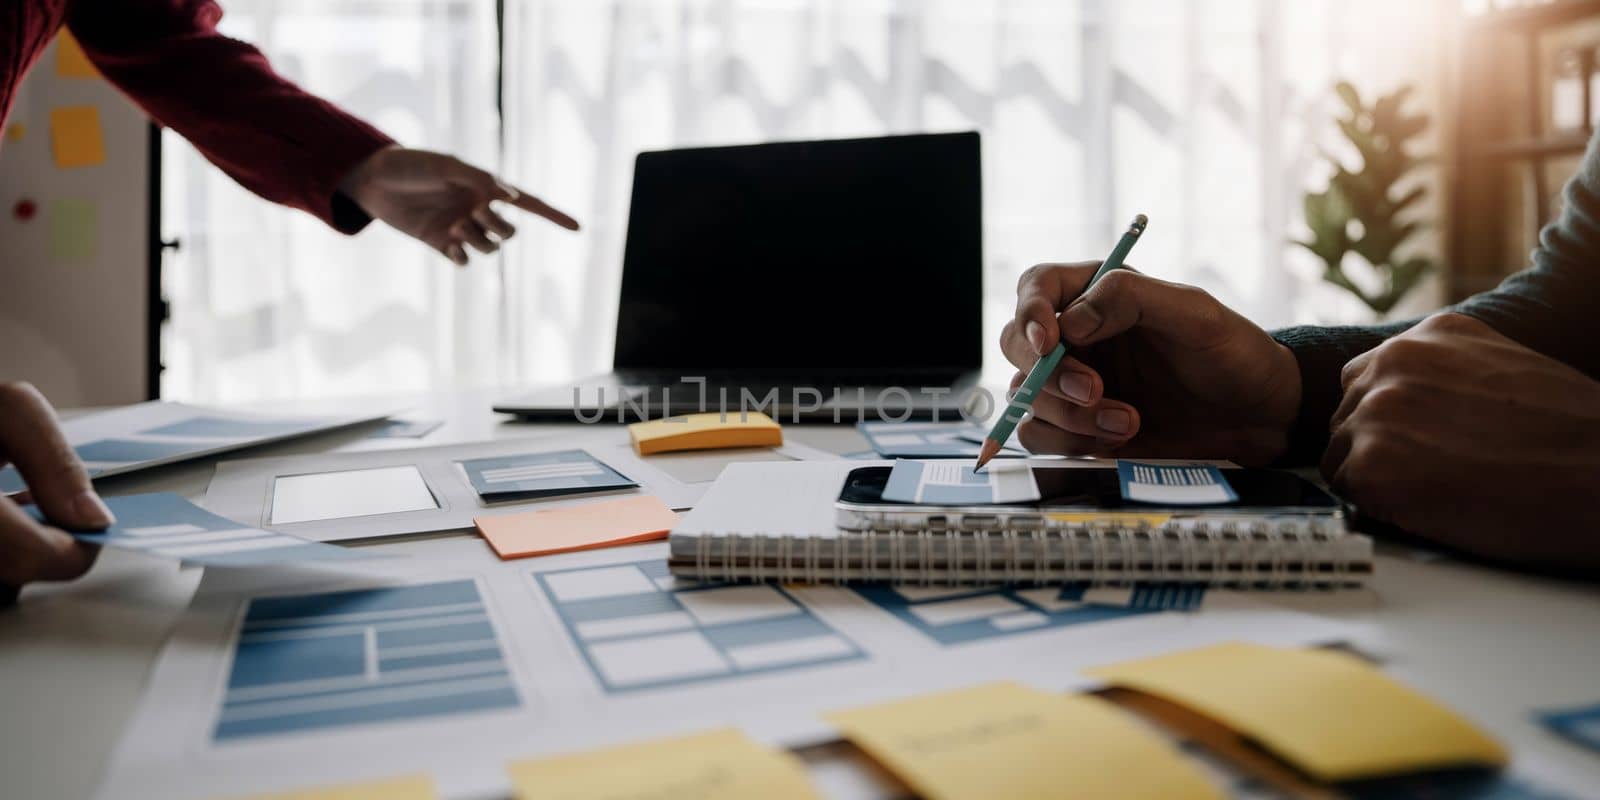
[851,583,1206,647]
[214,580,520,741]
[1540,701,1600,754]
[140,415,325,439]
[532,560,865,693]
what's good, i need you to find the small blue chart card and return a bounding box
[1117,461,1239,506]
[1540,702,1600,754]
[881,460,1040,505]
[460,449,636,501]
[858,421,1023,459]
[25,492,373,567]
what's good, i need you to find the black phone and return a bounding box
[837,464,1340,511]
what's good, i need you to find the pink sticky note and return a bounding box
[474,495,679,560]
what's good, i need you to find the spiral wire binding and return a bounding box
[685,515,1365,589]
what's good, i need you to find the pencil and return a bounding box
[975,214,1148,471]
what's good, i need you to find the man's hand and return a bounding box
[339,146,580,266]
[1323,313,1600,572]
[1001,263,1302,465]
[0,382,110,604]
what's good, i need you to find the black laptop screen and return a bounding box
[613,132,982,374]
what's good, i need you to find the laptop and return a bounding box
[494,131,983,423]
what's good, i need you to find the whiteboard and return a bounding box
[0,32,155,407]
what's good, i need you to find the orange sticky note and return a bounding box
[55,31,99,79]
[50,106,105,168]
[474,495,679,559]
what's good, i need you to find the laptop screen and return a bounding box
[613,132,981,375]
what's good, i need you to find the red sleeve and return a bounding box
[65,0,395,233]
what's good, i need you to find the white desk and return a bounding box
[3,391,1598,798]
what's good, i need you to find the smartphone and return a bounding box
[835,464,1344,532]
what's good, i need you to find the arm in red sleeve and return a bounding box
[65,0,394,233]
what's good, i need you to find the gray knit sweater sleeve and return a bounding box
[1268,130,1600,466]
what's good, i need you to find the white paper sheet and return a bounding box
[92,535,1365,800]
[270,466,439,525]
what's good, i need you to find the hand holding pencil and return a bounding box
[993,219,1305,468]
[976,215,1148,471]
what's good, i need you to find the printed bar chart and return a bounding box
[214,580,520,741]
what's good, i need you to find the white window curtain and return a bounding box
[165,0,1449,402]
[161,0,502,402]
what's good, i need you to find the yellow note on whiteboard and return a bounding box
[826,682,1222,800]
[506,728,820,800]
[232,775,434,800]
[55,31,99,78]
[1085,643,1506,782]
[50,106,106,168]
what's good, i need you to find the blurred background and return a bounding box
[7,0,1597,405]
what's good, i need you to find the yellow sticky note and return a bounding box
[49,199,97,262]
[55,31,99,79]
[629,411,783,455]
[826,682,1222,800]
[230,774,434,800]
[507,728,820,800]
[474,494,678,559]
[5,122,24,142]
[1085,643,1507,782]
[50,106,106,168]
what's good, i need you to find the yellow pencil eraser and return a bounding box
[628,411,783,455]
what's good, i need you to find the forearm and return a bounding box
[66,0,392,232]
[1452,131,1600,379]
[1269,320,1418,466]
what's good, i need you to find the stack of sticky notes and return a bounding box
[629,411,782,455]
[507,728,820,800]
[1085,643,1507,784]
[474,495,679,560]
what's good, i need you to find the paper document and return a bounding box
[366,419,444,439]
[475,495,679,559]
[826,682,1222,800]
[271,466,440,525]
[1118,461,1238,505]
[1086,643,1506,781]
[91,535,1366,800]
[507,729,820,800]
[26,493,376,567]
[882,460,1040,505]
[859,421,1023,459]
[0,402,388,495]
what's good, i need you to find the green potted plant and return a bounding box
[1296,81,1433,315]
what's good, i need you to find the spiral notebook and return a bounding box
[668,461,1372,588]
